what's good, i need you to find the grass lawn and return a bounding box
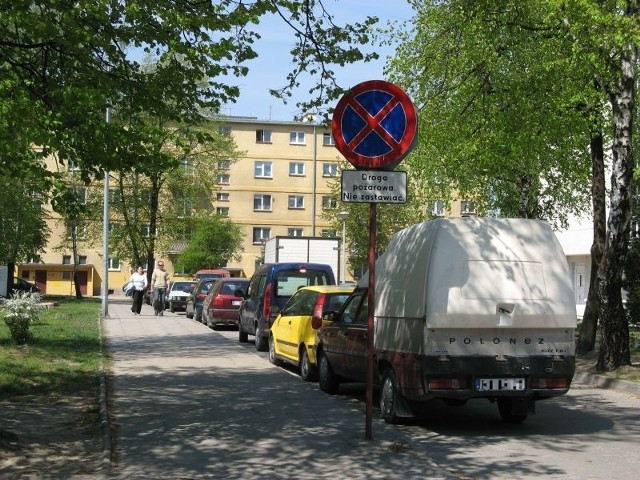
[0,297,105,400]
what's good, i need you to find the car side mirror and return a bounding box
[271,306,281,316]
[322,311,338,322]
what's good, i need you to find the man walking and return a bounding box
[150,261,171,316]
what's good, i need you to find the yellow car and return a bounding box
[269,285,354,381]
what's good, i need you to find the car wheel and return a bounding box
[318,351,339,394]
[380,368,401,424]
[497,397,528,424]
[238,326,248,343]
[269,335,283,366]
[255,329,268,352]
[299,348,317,382]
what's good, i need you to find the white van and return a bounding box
[315,217,577,423]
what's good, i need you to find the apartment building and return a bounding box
[212,116,344,277]
[15,117,346,296]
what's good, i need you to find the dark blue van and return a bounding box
[238,263,336,351]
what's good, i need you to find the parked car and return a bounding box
[168,281,196,313]
[238,262,336,352]
[269,285,353,381]
[315,217,577,424]
[193,269,230,281]
[202,278,250,329]
[185,279,217,322]
[12,277,40,294]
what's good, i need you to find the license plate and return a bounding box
[232,300,242,306]
[475,378,525,391]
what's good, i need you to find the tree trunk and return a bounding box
[72,225,83,300]
[576,130,606,353]
[596,44,635,372]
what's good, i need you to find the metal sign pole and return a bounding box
[365,202,376,440]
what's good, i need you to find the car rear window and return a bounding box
[275,269,332,297]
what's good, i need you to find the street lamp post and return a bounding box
[338,211,349,284]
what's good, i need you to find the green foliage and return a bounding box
[0,173,50,265]
[0,298,102,397]
[386,0,594,228]
[624,240,640,325]
[176,216,244,274]
[2,292,43,345]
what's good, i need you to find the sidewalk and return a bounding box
[102,300,454,479]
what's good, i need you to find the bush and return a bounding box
[2,291,43,344]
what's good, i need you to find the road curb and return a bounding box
[574,371,640,396]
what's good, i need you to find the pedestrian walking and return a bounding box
[150,261,171,316]
[129,265,148,315]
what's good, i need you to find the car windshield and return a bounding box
[275,269,332,297]
[219,281,248,296]
[172,283,194,292]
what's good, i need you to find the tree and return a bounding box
[387,0,638,370]
[176,216,244,274]
[0,171,49,293]
[1,1,379,179]
[84,121,242,284]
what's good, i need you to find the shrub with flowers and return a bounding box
[3,291,43,344]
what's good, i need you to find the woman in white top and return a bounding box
[129,265,148,315]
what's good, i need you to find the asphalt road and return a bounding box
[104,301,640,479]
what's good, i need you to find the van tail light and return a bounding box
[428,378,467,390]
[263,283,272,318]
[530,377,568,389]
[212,294,224,308]
[311,294,327,329]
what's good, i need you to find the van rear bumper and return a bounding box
[392,354,576,402]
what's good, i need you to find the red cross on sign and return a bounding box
[331,80,418,170]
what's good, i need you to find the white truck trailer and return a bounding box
[263,237,340,282]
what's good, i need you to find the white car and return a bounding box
[168,281,196,312]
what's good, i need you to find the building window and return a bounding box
[460,201,476,216]
[217,192,230,202]
[322,163,339,177]
[108,257,121,271]
[62,255,71,265]
[288,228,304,237]
[62,271,71,280]
[68,161,81,171]
[72,186,87,204]
[289,131,305,145]
[218,126,231,136]
[256,129,272,143]
[289,162,305,176]
[109,188,122,204]
[217,207,229,217]
[180,158,195,176]
[253,227,271,244]
[254,194,273,211]
[218,160,231,170]
[288,195,304,209]
[323,132,335,146]
[322,195,337,210]
[254,161,273,178]
[142,224,155,237]
[66,223,87,240]
[428,200,445,217]
[217,174,230,185]
[78,255,87,265]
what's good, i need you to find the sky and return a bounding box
[220,1,415,121]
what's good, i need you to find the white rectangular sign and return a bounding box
[341,170,407,204]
